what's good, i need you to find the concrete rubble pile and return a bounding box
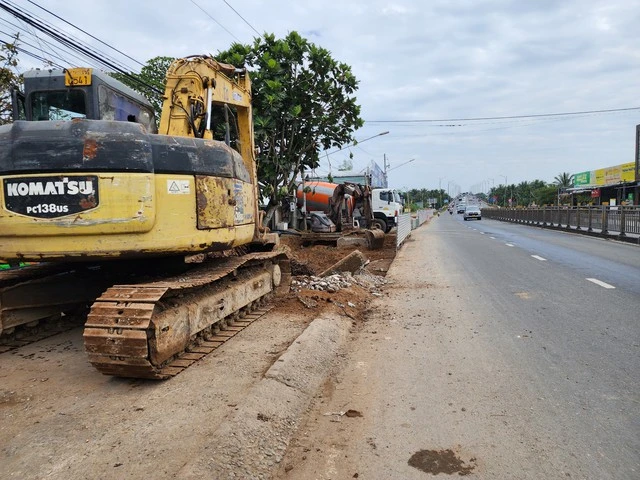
[290,270,387,294]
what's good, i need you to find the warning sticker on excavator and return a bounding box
[167,180,190,194]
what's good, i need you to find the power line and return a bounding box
[189,0,241,42]
[366,106,640,123]
[1,0,137,72]
[26,0,145,68]
[0,0,136,73]
[0,16,85,68]
[221,0,261,37]
[0,1,162,94]
[0,38,64,68]
[0,28,68,66]
[0,14,92,69]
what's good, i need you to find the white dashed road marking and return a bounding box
[586,278,615,289]
[490,236,496,239]
[480,232,485,235]
[531,255,547,261]
[505,243,515,247]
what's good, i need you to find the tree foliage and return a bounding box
[488,179,550,206]
[216,32,364,207]
[488,177,569,206]
[404,188,451,210]
[0,34,22,125]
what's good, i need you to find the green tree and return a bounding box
[110,55,174,123]
[553,172,574,188]
[216,32,364,214]
[534,185,559,206]
[0,34,22,125]
[405,188,450,209]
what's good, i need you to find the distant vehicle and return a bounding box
[456,204,466,214]
[463,205,481,220]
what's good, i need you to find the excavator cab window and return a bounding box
[98,85,157,133]
[30,90,87,121]
[209,103,240,151]
[11,87,25,120]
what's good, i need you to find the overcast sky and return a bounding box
[2,0,639,193]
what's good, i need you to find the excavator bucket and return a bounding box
[365,228,385,250]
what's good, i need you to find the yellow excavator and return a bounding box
[0,56,289,378]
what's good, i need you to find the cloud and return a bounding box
[2,0,638,190]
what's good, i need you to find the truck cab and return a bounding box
[371,188,403,232]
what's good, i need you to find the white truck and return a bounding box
[370,188,404,232]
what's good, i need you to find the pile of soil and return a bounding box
[280,232,397,277]
[275,231,397,320]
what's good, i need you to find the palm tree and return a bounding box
[553,172,574,206]
[553,172,574,188]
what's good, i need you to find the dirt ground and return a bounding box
[0,229,397,480]
[279,231,397,277]
[274,232,396,319]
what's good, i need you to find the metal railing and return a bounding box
[482,206,640,243]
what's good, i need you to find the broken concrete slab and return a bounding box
[336,236,369,248]
[319,249,368,277]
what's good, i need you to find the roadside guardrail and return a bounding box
[481,206,640,244]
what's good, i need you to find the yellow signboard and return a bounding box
[621,162,635,182]
[576,162,635,187]
[64,68,92,86]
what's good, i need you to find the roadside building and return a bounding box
[572,162,636,205]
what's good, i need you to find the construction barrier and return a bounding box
[396,213,412,248]
[397,209,434,248]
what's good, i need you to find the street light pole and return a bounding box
[325,131,390,158]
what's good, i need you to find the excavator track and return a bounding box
[83,251,290,379]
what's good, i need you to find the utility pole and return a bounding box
[383,154,389,188]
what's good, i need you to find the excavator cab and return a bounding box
[15,67,157,131]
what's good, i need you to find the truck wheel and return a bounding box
[372,218,387,232]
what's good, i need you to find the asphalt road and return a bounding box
[445,213,640,476]
[278,213,640,479]
[448,214,640,468]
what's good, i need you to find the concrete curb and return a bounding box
[177,313,351,479]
